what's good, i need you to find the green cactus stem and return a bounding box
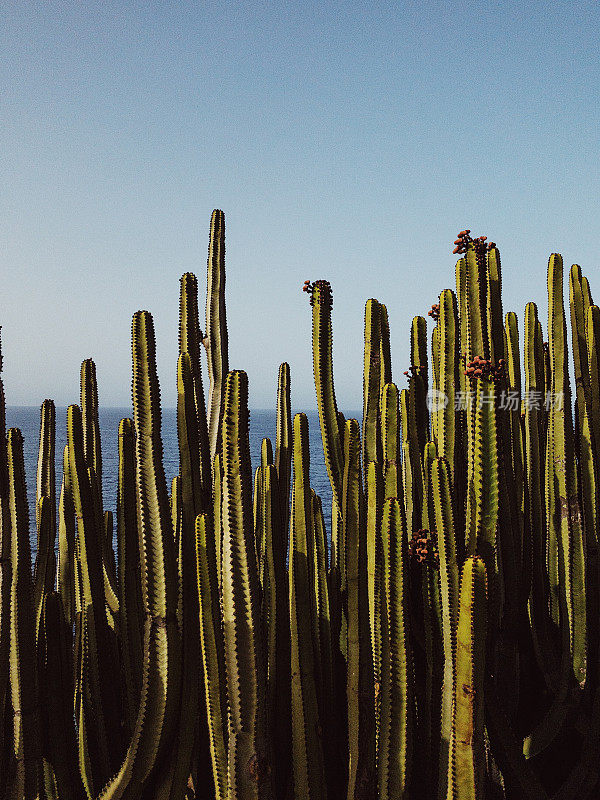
[344,418,376,799]
[116,418,143,736]
[196,511,228,800]
[205,209,230,465]
[57,445,76,627]
[0,329,9,794]
[289,412,327,800]
[309,279,344,515]
[221,370,272,800]
[179,271,212,502]
[377,496,412,800]
[38,591,84,800]
[275,362,292,542]
[7,428,42,800]
[99,310,181,799]
[451,556,487,800]
[363,299,384,472]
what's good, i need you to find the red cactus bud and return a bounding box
[452,246,460,254]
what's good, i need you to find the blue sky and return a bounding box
[2,1,599,410]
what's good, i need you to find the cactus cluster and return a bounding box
[0,216,599,800]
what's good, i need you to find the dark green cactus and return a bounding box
[116,417,143,735]
[343,417,375,799]
[7,428,42,800]
[196,511,228,800]
[275,362,292,539]
[289,412,327,800]
[0,332,10,792]
[38,591,84,800]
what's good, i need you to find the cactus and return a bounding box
[38,591,84,799]
[289,412,327,800]
[7,428,42,799]
[221,370,272,799]
[4,211,600,799]
[0,330,9,794]
[274,362,292,539]
[377,497,412,800]
[307,279,344,514]
[451,556,487,800]
[116,417,143,735]
[343,418,376,799]
[99,310,181,799]
[205,209,229,464]
[67,404,122,795]
[196,511,228,800]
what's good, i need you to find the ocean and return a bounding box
[5,406,361,553]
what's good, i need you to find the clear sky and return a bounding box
[2,1,599,411]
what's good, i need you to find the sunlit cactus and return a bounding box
[2,211,600,800]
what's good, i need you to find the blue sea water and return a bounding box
[5,406,361,554]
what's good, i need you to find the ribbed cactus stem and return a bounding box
[377,496,412,800]
[0,329,9,794]
[311,279,344,514]
[36,398,56,532]
[289,413,327,800]
[206,209,229,464]
[344,418,375,799]
[196,511,228,800]
[451,556,487,800]
[80,358,103,504]
[57,444,76,627]
[547,254,586,685]
[432,456,459,800]
[275,362,292,541]
[99,310,181,798]
[221,370,271,799]
[179,271,212,500]
[117,417,143,735]
[363,298,383,472]
[380,382,400,501]
[7,428,42,799]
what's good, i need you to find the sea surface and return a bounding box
[5,406,361,554]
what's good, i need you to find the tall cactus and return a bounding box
[307,280,344,514]
[451,556,487,800]
[196,511,228,800]
[180,271,212,502]
[100,310,181,799]
[7,428,41,799]
[0,329,10,793]
[289,412,327,800]
[275,362,292,539]
[221,370,272,799]
[116,417,143,736]
[344,418,375,799]
[205,209,229,464]
[377,496,411,800]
